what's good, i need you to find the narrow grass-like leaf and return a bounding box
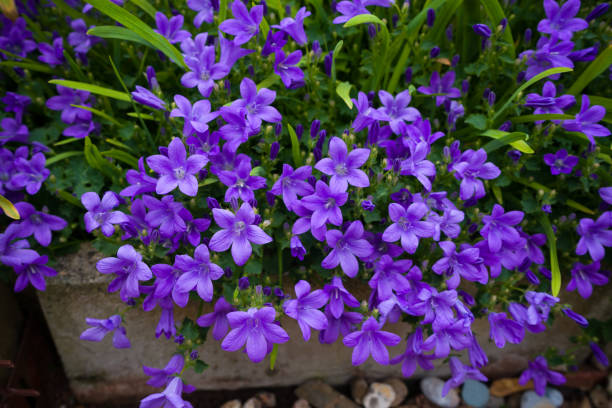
[84,136,121,179]
[510,114,574,123]
[105,138,134,152]
[51,0,97,25]
[126,112,156,120]
[481,129,534,153]
[85,0,186,68]
[336,81,353,109]
[343,13,384,27]
[492,67,573,124]
[56,189,83,207]
[260,16,270,38]
[512,176,595,215]
[101,149,139,168]
[54,137,82,146]
[257,73,278,90]
[198,178,218,187]
[287,123,302,167]
[482,132,529,153]
[0,60,53,73]
[88,26,153,48]
[269,343,279,371]
[425,0,464,46]
[331,40,343,83]
[492,185,503,205]
[480,0,515,58]
[46,151,84,166]
[540,214,561,297]
[219,0,228,22]
[567,44,612,96]
[71,104,121,126]
[49,79,131,102]
[0,195,20,220]
[267,0,284,17]
[130,0,157,19]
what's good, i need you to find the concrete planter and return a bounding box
[38,243,611,403]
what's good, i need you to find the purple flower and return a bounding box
[274,49,304,88]
[488,312,524,348]
[146,138,208,197]
[480,204,524,252]
[221,306,289,363]
[13,255,57,292]
[67,19,96,58]
[450,148,500,201]
[14,202,66,246]
[382,202,435,254]
[82,192,129,237]
[269,164,313,211]
[2,92,30,123]
[562,95,611,145]
[525,290,559,325]
[509,302,546,333]
[422,319,472,358]
[80,315,131,349]
[524,81,575,123]
[140,377,192,408]
[0,18,36,59]
[519,35,574,80]
[283,280,329,341]
[376,90,421,134]
[369,256,413,300]
[197,297,235,340]
[11,151,49,195]
[590,342,609,367]
[538,0,587,40]
[319,309,363,344]
[46,85,92,124]
[218,106,260,150]
[271,7,311,45]
[399,141,436,191]
[219,1,264,45]
[0,224,38,268]
[154,13,191,44]
[417,71,461,107]
[301,180,348,234]
[315,136,370,191]
[38,37,65,66]
[472,23,492,38]
[519,356,566,396]
[322,221,373,278]
[362,200,375,211]
[262,30,287,57]
[209,203,272,266]
[120,157,157,197]
[170,95,219,136]
[231,77,282,127]
[323,276,360,319]
[390,327,435,377]
[567,261,608,298]
[442,358,488,397]
[218,158,266,203]
[586,3,610,22]
[132,86,166,111]
[181,51,227,98]
[143,355,193,390]
[426,8,435,26]
[600,187,612,205]
[429,208,464,241]
[173,244,224,304]
[333,0,393,24]
[97,244,152,302]
[343,316,401,365]
[576,212,612,261]
[432,241,487,289]
[187,0,216,27]
[543,149,579,175]
[0,118,28,145]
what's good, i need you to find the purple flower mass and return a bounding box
[209,203,272,265]
[576,212,612,261]
[97,244,152,302]
[418,71,461,107]
[343,316,401,366]
[519,356,566,396]
[537,0,588,40]
[274,50,304,88]
[315,136,370,191]
[480,204,524,252]
[567,261,608,298]
[174,244,224,303]
[451,148,501,201]
[231,77,282,128]
[197,297,235,340]
[271,7,311,46]
[382,202,435,254]
[269,164,313,211]
[562,95,611,144]
[14,202,66,246]
[283,280,329,341]
[80,315,131,349]
[219,1,263,45]
[154,12,191,44]
[82,191,129,237]
[543,149,579,175]
[321,221,373,278]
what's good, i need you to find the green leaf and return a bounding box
[287,123,302,167]
[425,0,464,46]
[87,26,153,48]
[511,176,595,214]
[260,16,270,38]
[331,40,343,83]
[129,0,157,19]
[101,149,139,168]
[269,343,279,371]
[267,0,284,16]
[50,0,97,25]
[71,104,121,126]
[85,0,186,68]
[336,81,353,109]
[46,151,84,166]
[482,132,529,153]
[194,359,209,374]
[481,129,534,153]
[465,114,488,130]
[245,260,262,275]
[568,44,612,96]
[49,79,131,102]
[0,60,53,73]
[343,13,384,27]
[105,138,134,152]
[84,137,121,179]
[257,73,278,90]
[0,195,20,220]
[55,189,84,207]
[492,185,503,205]
[510,114,574,123]
[492,67,573,124]
[219,0,228,22]
[480,0,515,58]
[540,214,560,297]
[126,112,155,120]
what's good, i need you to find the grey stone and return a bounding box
[462,379,489,408]
[589,386,608,408]
[544,388,563,407]
[520,391,554,408]
[363,383,395,408]
[257,392,276,407]
[295,380,359,408]
[384,378,408,406]
[486,396,504,408]
[292,399,310,408]
[421,377,460,408]
[244,397,262,408]
[220,400,242,408]
[350,377,368,404]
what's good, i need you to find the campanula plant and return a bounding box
[0,0,611,404]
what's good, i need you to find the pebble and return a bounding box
[490,378,533,397]
[462,379,490,408]
[244,397,262,408]
[384,378,408,406]
[520,391,554,408]
[363,383,396,408]
[589,386,608,408]
[220,400,242,408]
[350,377,368,404]
[544,388,563,407]
[292,399,310,408]
[295,380,359,408]
[421,377,460,408]
[257,392,276,407]
[486,396,504,408]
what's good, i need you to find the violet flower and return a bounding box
[422,319,472,358]
[181,52,227,98]
[219,1,264,45]
[319,309,363,344]
[562,95,611,145]
[269,164,313,211]
[586,3,610,22]
[262,30,287,57]
[218,158,266,203]
[80,314,131,348]
[450,148,500,201]
[543,149,578,175]
[369,256,412,300]
[472,23,492,38]
[132,86,166,111]
[13,255,57,292]
[82,191,129,237]
[154,13,191,44]
[174,244,224,304]
[508,302,546,333]
[323,276,360,319]
[146,137,208,197]
[519,356,566,396]
[442,358,488,397]
[382,202,435,254]
[140,377,192,408]
[209,203,272,266]
[488,312,524,348]
[274,49,304,88]
[315,136,370,191]
[519,35,574,80]
[590,342,609,367]
[97,244,152,302]
[399,141,436,191]
[221,306,289,363]
[14,202,66,246]
[67,19,95,59]
[480,204,524,252]
[332,0,393,24]
[283,280,329,341]
[0,118,28,145]
[390,327,435,378]
[343,316,401,366]
[170,95,219,136]
[231,77,282,127]
[197,297,235,340]
[600,187,612,205]
[46,85,92,124]
[576,212,612,261]
[376,90,421,134]
[417,71,461,107]
[120,157,158,197]
[321,221,373,278]
[524,81,575,124]
[187,0,216,27]
[143,355,191,389]
[525,291,559,325]
[142,195,188,239]
[37,37,65,66]
[432,241,487,289]
[271,7,311,45]
[0,224,38,268]
[301,180,348,232]
[0,18,36,59]
[537,0,588,40]
[2,92,30,123]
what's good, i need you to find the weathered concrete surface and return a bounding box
[38,244,612,403]
[0,282,24,386]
